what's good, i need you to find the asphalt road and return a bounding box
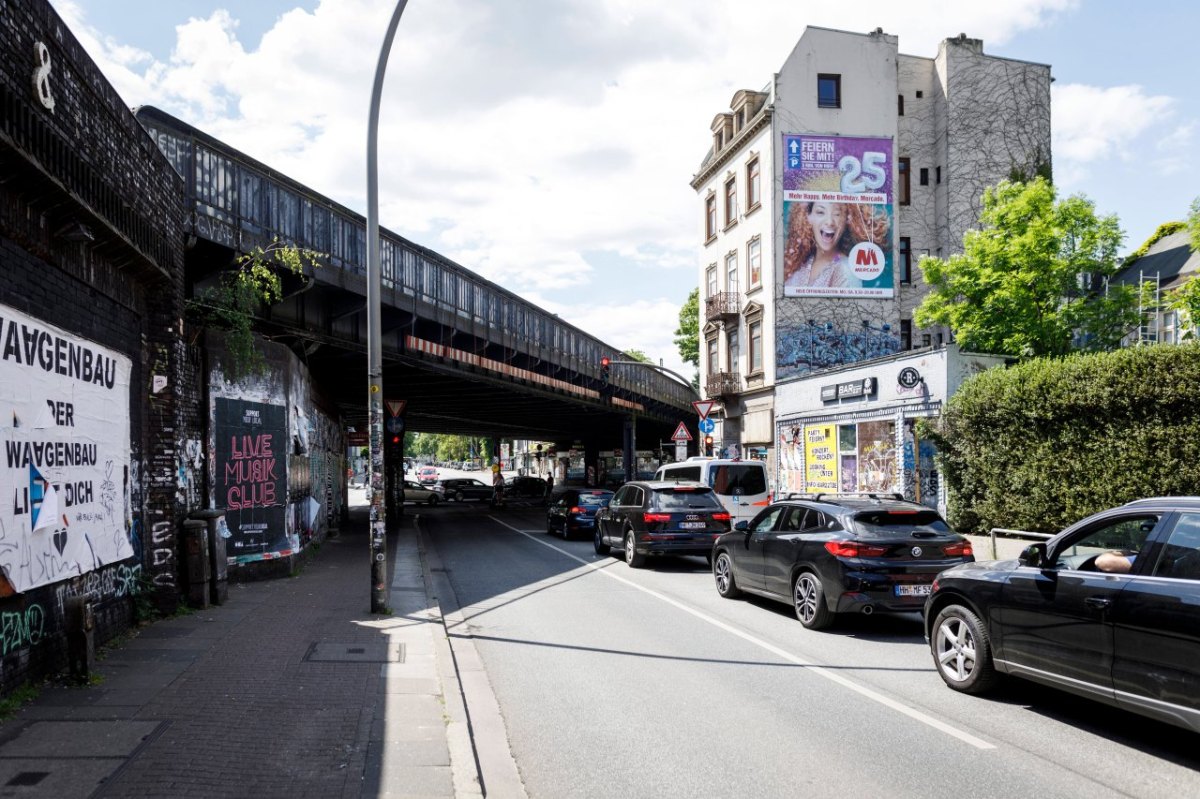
[418,504,1200,799]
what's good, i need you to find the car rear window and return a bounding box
[851,510,951,537]
[652,488,723,510]
[578,493,611,507]
[709,465,767,496]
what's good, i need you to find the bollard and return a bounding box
[190,510,229,605]
[65,596,95,683]
[182,519,211,609]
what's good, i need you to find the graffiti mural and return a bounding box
[776,318,900,380]
[857,421,897,493]
[0,304,133,592]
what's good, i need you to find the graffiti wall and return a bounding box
[0,304,134,592]
[856,421,897,493]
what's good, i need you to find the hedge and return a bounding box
[920,343,1200,534]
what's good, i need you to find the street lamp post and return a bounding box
[366,0,410,614]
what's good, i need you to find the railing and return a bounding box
[135,106,694,411]
[705,371,742,397]
[704,291,740,322]
[986,528,1053,559]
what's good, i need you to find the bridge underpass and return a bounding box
[138,107,695,467]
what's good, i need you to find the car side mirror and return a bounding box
[1018,543,1046,568]
[734,520,749,531]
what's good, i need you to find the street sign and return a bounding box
[386,417,404,434]
[385,399,407,417]
[692,400,715,420]
[698,417,715,434]
[675,442,687,461]
[671,422,693,442]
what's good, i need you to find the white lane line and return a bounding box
[490,516,995,751]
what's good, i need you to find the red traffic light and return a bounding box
[704,436,713,446]
[600,356,611,367]
[391,435,400,444]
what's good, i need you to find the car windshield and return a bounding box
[653,488,723,510]
[709,465,766,496]
[851,510,952,538]
[578,493,612,507]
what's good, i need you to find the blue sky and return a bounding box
[48,0,1198,375]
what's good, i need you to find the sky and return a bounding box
[47,0,1199,378]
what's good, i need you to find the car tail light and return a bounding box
[569,506,584,514]
[643,512,671,523]
[824,540,889,558]
[672,487,696,492]
[942,542,973,557]
[711,512,731,522]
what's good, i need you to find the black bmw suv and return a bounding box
[712,494,973,629]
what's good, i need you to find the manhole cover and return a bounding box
[303,642,405,663]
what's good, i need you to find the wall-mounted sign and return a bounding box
[898,367,922,389]
[821,377,877,402]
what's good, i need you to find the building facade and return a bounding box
[691,26,1051,490]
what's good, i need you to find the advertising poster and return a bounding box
[0,304,133,592]
[215,397,287,558]
[857,420,897,493]
[782,135,895,298]
[803,424,838,492]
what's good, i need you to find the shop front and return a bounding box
[774,346,1007,516]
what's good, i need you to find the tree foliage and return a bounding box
[674,287,699,370]
[623,349,652,363]
[914,178,1140,357]
[1165,196,1200,340]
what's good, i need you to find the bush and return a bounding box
[921,343,1200,533]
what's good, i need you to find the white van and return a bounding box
[653,458,770,525]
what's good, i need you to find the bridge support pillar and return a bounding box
[623,415,636,483]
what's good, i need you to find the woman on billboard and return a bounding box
[782,201,891,292]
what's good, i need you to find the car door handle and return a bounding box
[1084,596,1112,611]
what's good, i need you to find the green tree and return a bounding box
[1165,197,1200,339]
[674,287,699,373]
[623,349,652,363]
[914,178,1141,357]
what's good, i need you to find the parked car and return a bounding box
[655,458,770,526]
[505,476,551,504]
[417,466,439,485]
[594,481,731,568]
[463,461,481,472]
[547,489,614,540]
[713,493,972,630]
[924,497,1200,733]
[402,480,444,506]
[439,478,493,502]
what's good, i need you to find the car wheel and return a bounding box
[793,571,833,630]
[455,490,465,502]
[624,530,646,568]
[593,528,610,556]
[713,551,741,598]
[427,495,439,506]
[932,604,998,694]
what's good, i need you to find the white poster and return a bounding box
[0,304,133,592]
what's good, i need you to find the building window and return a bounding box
[898,158,911,206]
[898,94,904,115]
[724,177,738,227]
[919,167,929,186]
[706,264,718,297]
[936,166,942,184]
[735,109,744,131]
[746,158,761,211]
[900,319,912,350]
[915,90,923,98]
[747,237,762,288]
[725,252,739,295]
[705,195,717,241]
[749,320,763,372]
[707,337,719,375]
[922,333,932,348]
[817,74,841,109]
[899,237,912,284]
[727,328,740,373]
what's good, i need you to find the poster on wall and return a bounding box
[0,304,132,592]
[781,135,895,298]
[215,397,287,559]
[777,426,804,494]
[857,420,897,493]
[804,424,838,492]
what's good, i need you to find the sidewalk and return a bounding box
[0,506,500,799]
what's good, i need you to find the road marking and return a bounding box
[489,516,995,751]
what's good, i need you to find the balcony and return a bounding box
[705,292,740,322]
[705,371,742,397]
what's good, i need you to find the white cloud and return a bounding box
[1052,83,1175,163]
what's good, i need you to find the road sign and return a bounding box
[385,399,407,417]
[671,422,693,442]
[692,400,715,420]
[386,417,404,434]
[675,442,687,461]
[698,417,715,434]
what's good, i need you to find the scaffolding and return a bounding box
[1137,271,1162,345]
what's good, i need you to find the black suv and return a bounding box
[594,481,731,568]
[924,496,1200,733]
[712,493,972,629]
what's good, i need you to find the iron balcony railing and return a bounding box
[705,371,742,397]
[704,291,740,322]
[135,107,693,411]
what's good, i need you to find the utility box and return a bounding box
[190,509,229,605]
[182,519,211,609]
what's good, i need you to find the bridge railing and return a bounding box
[136,107,694,412]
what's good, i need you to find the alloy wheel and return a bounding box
[715,555,732,593]
[935,616,978,683]
[794,574,820,625]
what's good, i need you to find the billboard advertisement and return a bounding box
[803,423,838,492]
[782,135,895,298]
[215,397,288,558]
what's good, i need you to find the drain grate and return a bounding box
[7,772,48,786]
[303,642,405,663]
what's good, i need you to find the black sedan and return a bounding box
[594,481,731,568]
[924,497,1200,733]
[546,489,613,540]
[712,494,973,630]
[505,476,552,504]
[439,478,493,502]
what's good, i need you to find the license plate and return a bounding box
[894,584,932,597]
[679,522,706,529]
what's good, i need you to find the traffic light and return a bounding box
[704,435,714,456]
[600,356,611,385]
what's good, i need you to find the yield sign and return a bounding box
[692,400,715,420]
[385,399,407,417]
[671,422,693,442]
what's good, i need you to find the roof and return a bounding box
[1112,230,1200,291]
